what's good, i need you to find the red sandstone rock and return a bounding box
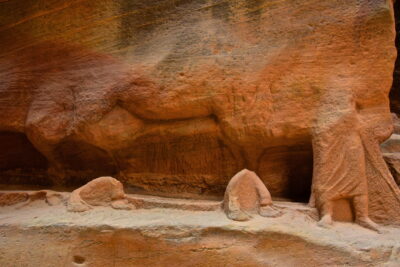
[224,169,281,221]
[0,190,64,207]
[0,192,28,206]
[383,153,400,186]
[0,0,399,226]
[381,116,400,187]
[67,177,132,212]
[2,202,399,266]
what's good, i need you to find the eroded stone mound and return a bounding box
[67,177,133,212]
[224,169,281,221]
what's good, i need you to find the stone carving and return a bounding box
[0,0,399,227]
[224,169,281,221]
[67,177,132,212]
[310,117,387,232]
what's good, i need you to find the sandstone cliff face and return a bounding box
[0,0,399,223]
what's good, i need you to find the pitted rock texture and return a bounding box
[1,0,400,224]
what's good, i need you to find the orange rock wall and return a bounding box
[0,0,397,204]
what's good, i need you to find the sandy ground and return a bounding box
[0,192,399,266]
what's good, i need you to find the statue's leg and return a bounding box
[312,114,369,228]
[312,130,342,228]
[353,195,381,233]
[226,195,251,221]
[254,177,282,217]
[316,197,334,228]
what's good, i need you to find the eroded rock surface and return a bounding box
[0,0,399,225]
[383,153,400,186]
[224,169,281,221]
[0,198,399,267]
[67,177,132,212]
[0,190,64,207]
[382,117,400,187]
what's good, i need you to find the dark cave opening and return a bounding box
[0,131,50,186]
[285,150,313,203]
[259,145,313,203]
[53,139,118,186]
[391,0,400,115]
[0,132,118,189]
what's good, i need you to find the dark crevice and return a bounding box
[0,131,51,186]
[259,144,313,203]
[391,0,400,115]
[54,139,118,186]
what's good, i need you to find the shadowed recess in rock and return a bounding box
[391,0,400,116]
[0,132,49,185]
[54,140,118,186]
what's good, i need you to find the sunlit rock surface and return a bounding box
[1,191,400,267]
[1,0,400,225]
